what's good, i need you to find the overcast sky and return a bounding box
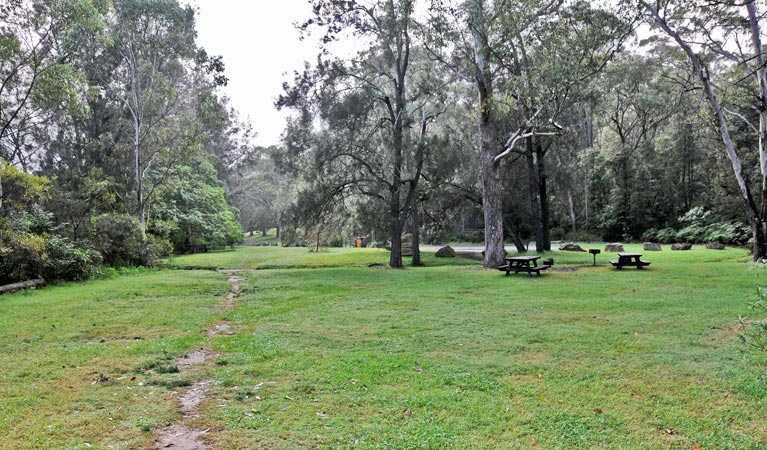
[191,1,317,147]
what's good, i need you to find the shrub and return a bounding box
[676,225,706,243]
[146,234,173,261]
[703,221,750,245]
[44,235,100,281]
[550,227,566,241]
[89,213,144,266]
[0,230,48,283]
[742,261,767,353]
[0,229,99,283]
[656,227,679,244]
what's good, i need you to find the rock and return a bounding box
[559,243,586,252]
[604,243,624,252]
[643,242,662,251]
[671,243,693,250]
[705,242,725,250]
[435,245,456,258]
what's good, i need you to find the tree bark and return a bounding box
[504,216,527,252]
[472,0,505,268]
[535,138,551,251]
[567,190,577,233]
[411,199,422,266]
[0,278,46,294]
[526,138,543,252]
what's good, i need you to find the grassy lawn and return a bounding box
[242,230,280,246]
[2,245,767,448]
[162,246,479,270]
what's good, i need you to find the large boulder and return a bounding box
[671,243,693,250]
[605,243,624,252]
[435,245,456,258]
[559,243,586,252]
[705,242,725,250]
[643,242,662,251]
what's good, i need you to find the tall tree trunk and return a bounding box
[535,138,551,251]
[411,199,422,266]
[567,190,577,233]
[388,119,404,268]
[526,138,543,252]
[472,0,504,268]
[0,171,3,214]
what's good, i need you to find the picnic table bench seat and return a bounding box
[609,259,650,269]
[497,264,552,276]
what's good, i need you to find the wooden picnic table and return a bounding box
[610,252,651,270]
[498,255,551,277]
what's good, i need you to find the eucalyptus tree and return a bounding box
[427,0,630,265]
[593,52,683,239]
[107,0,199,253]
[639,0,767,259]
[279,0,445,268]
[0,0,108,210]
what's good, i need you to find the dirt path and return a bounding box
[154,274,245,449]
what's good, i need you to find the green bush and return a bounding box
[743,261,767,353]
[703,221,750,245]
[89,213,144,266]
[147,234,174,261]
[44,235,101,281]
[656,228,678,243]
[0,229,99,284]
[0,230,48,283]
[550,227,566,241]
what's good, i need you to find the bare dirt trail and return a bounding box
[154,274,245,449]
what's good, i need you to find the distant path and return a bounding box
[421,245,517,253]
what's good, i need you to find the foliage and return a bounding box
[43,234,101,281]
[0,227,100,284]
[88,213,145,267]
[151,157,243,251]
[0,164,50,212]
[743,260,767,354]
[642,208,750,245]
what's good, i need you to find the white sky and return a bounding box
[191,1,318,147]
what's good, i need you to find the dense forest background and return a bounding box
[1,0,765,281]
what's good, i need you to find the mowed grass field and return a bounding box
[1,245,766,449]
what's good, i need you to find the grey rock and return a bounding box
[559,243,586,252]
[643,242,662,251]
[435,245,456,258]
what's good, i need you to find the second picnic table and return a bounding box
[499,255,551,277]
[610,252,651,270]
